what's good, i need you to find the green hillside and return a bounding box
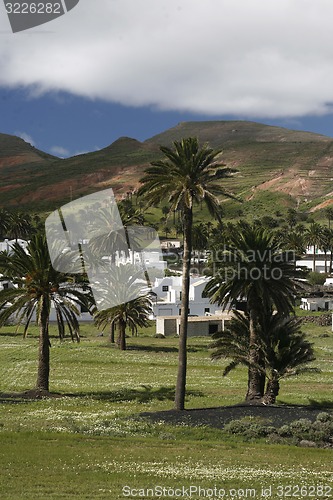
[1,121,333,218]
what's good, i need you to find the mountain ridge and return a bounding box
[1,120,333,216]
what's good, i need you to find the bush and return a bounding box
[224,419,276,439]
[316,412,332,423]
[290,418,312,433]
[224,419,250,435]
[223,413,333,447]
[307,272,328,286]
[277,425,292,437]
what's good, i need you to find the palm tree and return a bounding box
[0,234,89,392]
[325,228,333,273]
[93,265,152,350]
[319,227,331,274]
[306,222,323,272]
[88,199,146,264]
[260,314,315,404]
[139,137,236,410]
[205,223,303,401]
[192,223,209,272]
[325,207,333,229]
[8,211,33,241]
[285,208,298,229]
[210,311,315,404]
[276,228,306,269]
[0,208,11,239]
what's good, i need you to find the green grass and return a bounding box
[0,322,332,499]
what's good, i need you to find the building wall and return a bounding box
[156,316,229,337]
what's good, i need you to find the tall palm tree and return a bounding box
[319,227,331,274]
[276,228,306,270]
[0,208,11,239]
[205,223,303,401]
[93,265,152,350]
[0,234,89,393]
[325,207,333,229]
[325,228,333,273]
[139,137,236,410]
[306,222,323,272]
[88,200,145,264]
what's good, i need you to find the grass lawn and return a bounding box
[0,322,332,499]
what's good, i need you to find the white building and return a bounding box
[296,246,332,273]
[116,249,166,274]
[151,276,222,317]
[156,314,232,337]
[300,296,333,312]
[0,239,29,253]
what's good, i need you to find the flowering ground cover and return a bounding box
[0,321,332,499]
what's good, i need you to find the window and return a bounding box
[162,285,169,292]
[204,307,210,313]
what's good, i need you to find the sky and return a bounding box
[2,1,333,157]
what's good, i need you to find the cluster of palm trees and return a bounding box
[0,208,42,241]
[205,223,315,403]
[0,137,320,408]
[0,206,154,392]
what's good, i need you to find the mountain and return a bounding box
[1,121,333,216]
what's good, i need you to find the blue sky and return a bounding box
[2,87,333,159]
[2,1,333,158]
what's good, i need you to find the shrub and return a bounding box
[224,419,250,434]
[307,272,328,286]
[289,418,312,435]
[277,425,292,437]
[316,412,332,423]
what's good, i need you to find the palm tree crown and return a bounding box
[93,264,152,350]
[138,137,234,217]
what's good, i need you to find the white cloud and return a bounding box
[49,145,70,157]
[2,0,333,118]
[16,131,36,146]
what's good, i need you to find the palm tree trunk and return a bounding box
[174,207,193,411]
[36,300,50,392]
[313,244,316,272]
[118,320,126,351]
[246,305,264,402]
[262,378,280,405]
[110,321,115,343]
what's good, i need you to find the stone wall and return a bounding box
[301,314,332,327]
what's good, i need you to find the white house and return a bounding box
[296,246,332,273]
[151,276,223,317]
[116,249,166,274]
[300,296,333,311]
